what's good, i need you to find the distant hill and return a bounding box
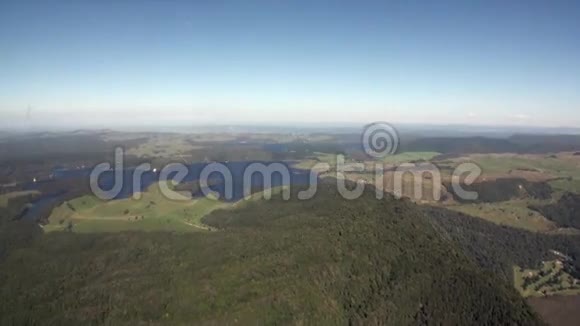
[404,134,580,155]
[0,185,542,324]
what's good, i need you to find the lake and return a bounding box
[21,161,313,221]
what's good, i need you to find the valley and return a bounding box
[2,129,580,324]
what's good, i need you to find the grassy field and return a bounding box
[0,190,40,208]
[382,151,440,165]
[126,134,202,158]
[435,153,580,232]
[445,200,556,232]
[550,178,580,194]
[294,152,447,203]
[464,154,580,179]
[294,151,440,170]
[45,183,226,233]
[44,183,293,233]
[514,261,580,297]
[292,152,341,170]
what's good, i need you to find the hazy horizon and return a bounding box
[3,120,580,137]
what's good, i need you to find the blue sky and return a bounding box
[1,0,580,128]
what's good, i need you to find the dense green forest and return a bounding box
[428,206,580,280]
[0,186,543,325]
[530,193,580,229]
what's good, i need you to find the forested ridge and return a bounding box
[0,185,544,324]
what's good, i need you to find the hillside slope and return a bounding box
[0,186,541,325]
[530,192,580,229]
[427,206,580,281]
